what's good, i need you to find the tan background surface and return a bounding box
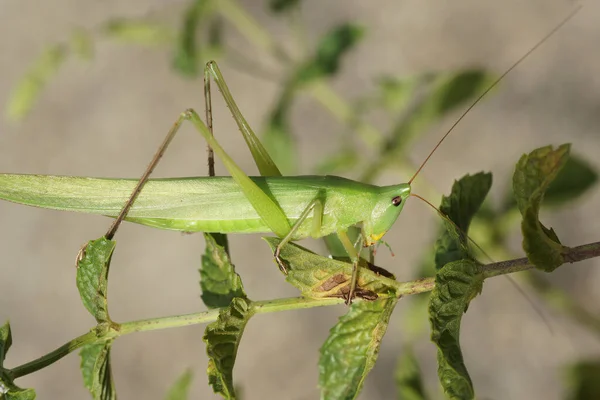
[1,1,599,399]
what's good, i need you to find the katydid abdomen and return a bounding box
[0,174,406,241]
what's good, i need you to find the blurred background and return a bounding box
[1,0,600,399]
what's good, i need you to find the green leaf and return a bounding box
[435,173,492,270]
[80,341,117,400]
[204,297,254,399]
[0,383,36,400]
[395,346,428,400]
[319,297,399,400]
[295,24,365,85]
[503,153,597,211]
[0,322,37,399]
[512,144,570,272]
[6,44,68,122]
[70,28,94,61]
[0,321,11,365]
[76,237,116,322]
[103,19,174,47]
[429,260,483,400]
[263,238,397,300]
[540,153,597,206]
[172,0,215,77]
[432,70,493,115]
[269,0,301,13]
[565,360,600,400]
[165,369,193,400]
[200,233,245,308]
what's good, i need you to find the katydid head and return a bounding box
[363,183,411,246]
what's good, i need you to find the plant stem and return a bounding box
[118,309,221,335]
[10,330,97,379]
[306,82,383,148]
[8,240,600,379]
[217,0,291,64]
[481,241,600,278]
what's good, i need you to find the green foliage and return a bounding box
[263,238,397,299]
[428,172,489,399]
[103,19,174,46]
[0,322,36,399]
[565,360,600,400]
[361,70,496,181]
[319,297,399,400]
[504,153,598,210]
[295,24,365,85]
[173,0,217,76]
[262,23,364,174]
[395,347,429,400]
[204,298,254,399]
[5,44,67,122]
[429,260,483,400]
[269,0,301,13]
[377,74,423,113]
[200,233,245,308]
[391,71,494,151]
[513,144,570,271]
[76,237,116,323]
[435,173,492,270]
[0,322,10,370]
[70,28,95,61]
[165,369,194,400]
[544,154,598,205]
[80,341,117,400]
[75,237,119,399]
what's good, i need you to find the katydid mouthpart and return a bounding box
[0,8,580,304]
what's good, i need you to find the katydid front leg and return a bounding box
[273,195,324,273]
[336,230,362,305]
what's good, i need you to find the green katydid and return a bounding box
[0,10,578,303]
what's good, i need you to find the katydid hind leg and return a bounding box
[204,61,281,177]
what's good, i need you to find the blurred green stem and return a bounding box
[307,81,383,148]
[217,0,291,64]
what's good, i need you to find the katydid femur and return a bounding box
[0,10,578,303]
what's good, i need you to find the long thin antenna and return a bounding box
[408,6,582,185]
[410,193,553,333]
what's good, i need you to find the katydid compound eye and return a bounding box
[391,196,402,207]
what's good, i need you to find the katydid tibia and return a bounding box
[0,9,579,303]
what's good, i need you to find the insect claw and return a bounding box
[75,243,88,268]
[344,293,353,306]
[274,250,289,275]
